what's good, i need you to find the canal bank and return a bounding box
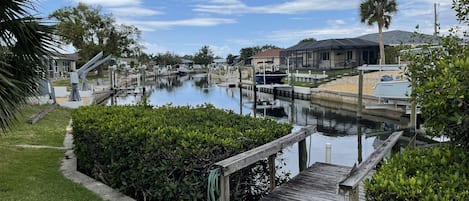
[311,88,406,121]
[238,80,407,122]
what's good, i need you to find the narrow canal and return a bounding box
[108,74,406,176]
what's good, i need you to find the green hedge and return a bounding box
[365,145,469,201]
[72,104,291,201]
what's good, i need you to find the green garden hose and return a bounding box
[207,168,221,201]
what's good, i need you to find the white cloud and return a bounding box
[266,25,377,44]
[327,19,346,26]
[73,0,141,7]
[289,17,313,21]
[118,18,237,31]
[208,44,232,57]
[141,41,170,54]
[226,39,258,46]
[401,9,432,17]
[194,0,360,15]
[109,7,163,17]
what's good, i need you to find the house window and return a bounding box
[321,52,330,61]
[308,52,312,58]
[347,51,353,60]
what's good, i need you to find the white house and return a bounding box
[45,52,78,79]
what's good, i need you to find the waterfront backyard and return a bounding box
[0,105,102,201]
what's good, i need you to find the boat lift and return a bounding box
[357,63,418,131]
[356,64,413,112]
[69,51,114,101]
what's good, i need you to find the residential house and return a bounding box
[280,38,380,70]
[181,59,194,66]
[251,48,283,71]
[212,58,227,69]
[45,52,78,79]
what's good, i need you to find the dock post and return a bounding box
[239,65,243,115]
[298,139,307,171]
[268,154,276,191]
[409,101,417,132]
[357,124,363,164]
[325,143,331,164]
[349,187,359,201]
[220,175,230,201]
[357,70,363,118]
[252,66,257,118]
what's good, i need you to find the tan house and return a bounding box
[251,48,283,71]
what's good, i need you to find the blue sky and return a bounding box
[36,0,460,57]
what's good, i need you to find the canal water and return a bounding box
[108,74,404,176]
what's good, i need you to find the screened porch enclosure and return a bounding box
[280,38,380,70]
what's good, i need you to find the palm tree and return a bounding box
[0,0,56,131]
[360,0,397,65]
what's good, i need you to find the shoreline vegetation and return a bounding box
[0,105,102,201]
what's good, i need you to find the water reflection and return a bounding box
[107,74,407,176]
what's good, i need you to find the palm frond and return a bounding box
[0,0,58,132]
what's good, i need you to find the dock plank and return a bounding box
[260,162,352,201]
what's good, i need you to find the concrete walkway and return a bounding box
[61,123,135,201]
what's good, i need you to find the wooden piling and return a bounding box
[357,124,363,164]
[357,70,364,118]
[298,139,308,171]
[268,154,276,191]
[220,175,230,201]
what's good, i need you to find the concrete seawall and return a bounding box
[311,89,406,121]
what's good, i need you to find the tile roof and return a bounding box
[284,38,379,52]
[357,30,440,45]
[252,48,283,58]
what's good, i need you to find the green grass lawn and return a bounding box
[0,105,102,201]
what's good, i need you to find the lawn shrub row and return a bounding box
[72,104,291,201]
[365,145,469,201]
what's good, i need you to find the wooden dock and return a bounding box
[260,162,352,201]
[211,129,403,201]
[260,131,403,201]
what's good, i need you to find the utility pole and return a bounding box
[434,3,438,36]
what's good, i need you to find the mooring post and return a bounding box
[325,143,332,164]
[298,139,307,171]
[252,66,257,118]
[220,175,230,201]
[357,70,364,118]
[239,65,243,115]
[357,123,363,164]
[268,154,276,191]
[290,60,295,101]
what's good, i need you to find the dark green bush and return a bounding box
[72,104,291,201]
[365,145,469,201]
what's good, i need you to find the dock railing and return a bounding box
[211,125,316,201]
[339,131,403,200]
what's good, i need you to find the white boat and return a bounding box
[365,74,413,110]
[177,64,192,75]
[373,75,411,100]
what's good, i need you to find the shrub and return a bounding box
[365,145,469,201]
[404,2,469,149]
[72,104,291,201]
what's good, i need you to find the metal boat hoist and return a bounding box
[69,51,113,101]
[357,64,412,111]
